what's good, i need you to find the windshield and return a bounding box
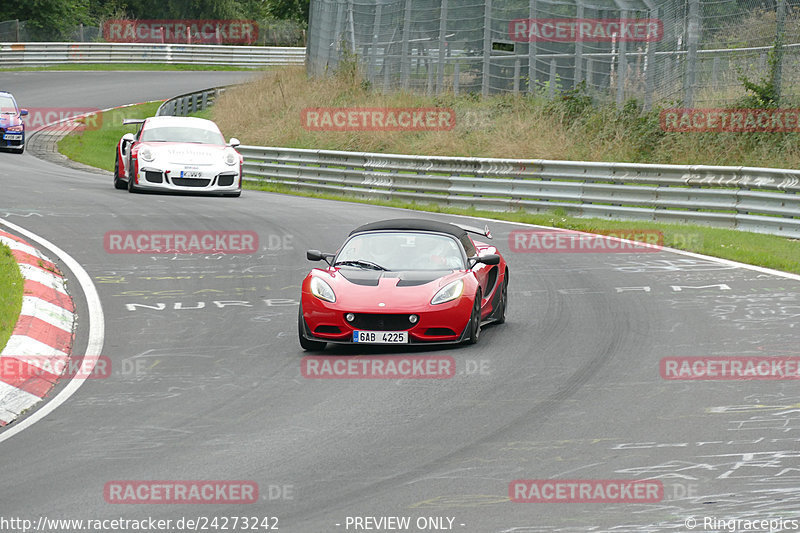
[140,125,225,145]
[336,232,465,271]
[0,95,18,114]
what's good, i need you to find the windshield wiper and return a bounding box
[334,260,388,271]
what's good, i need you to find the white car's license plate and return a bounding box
[3,134,22,141]
[353,330,408,344]
[181,170,201,178]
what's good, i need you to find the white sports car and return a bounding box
[114,116,243,197]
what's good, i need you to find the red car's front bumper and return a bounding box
[300,292,474,345]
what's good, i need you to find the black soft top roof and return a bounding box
[349,218,467,239]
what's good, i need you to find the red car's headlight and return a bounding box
[431,279,464,305]
[310,276,336,303]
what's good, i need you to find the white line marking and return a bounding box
[0,220,104,444]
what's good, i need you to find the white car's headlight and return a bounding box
[224,148,238,166]
[310,276,336,303]
[139,146,155,162]
[431,279,464,305]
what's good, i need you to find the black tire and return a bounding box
[494,277,507,324]
[127,164,137,193]
[113,154,127,189]
[298,306,326,351]
[466,291,482,345]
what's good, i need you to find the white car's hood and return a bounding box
[143,142,228,166]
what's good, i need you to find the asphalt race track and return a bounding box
[1,71,800,532]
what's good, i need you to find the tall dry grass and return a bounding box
[211,66,800,168]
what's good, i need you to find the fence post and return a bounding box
[683,0,700,107]
[15,19,19,41]
[574,2,584,87]
[427,56,435,96]
[616,10,627,109]
[347,0,356,54]
[482,0,492,96]
[644,7,657,110]
[548,58,557,97]
[453,61,460,95]
[369,2,382,82]
[528,0,537,93]
[773,0,786,104]
[586,57,593,87]
[401,0,412,89]
[437,0,448,94]
[330,2,345,71]
[514,59,521,94]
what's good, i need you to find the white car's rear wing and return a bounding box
[122,119,145,126]
[455,223,492,240]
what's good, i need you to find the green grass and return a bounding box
[58,101,164,172]
[0,243,24,352]
[55,102,800,276]
[0,63,267,72]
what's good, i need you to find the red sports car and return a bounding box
[299,219,508,350]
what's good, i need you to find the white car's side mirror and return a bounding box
[121,133,135,153]
[228,137,240,148]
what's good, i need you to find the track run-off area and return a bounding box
[1,71,799,532]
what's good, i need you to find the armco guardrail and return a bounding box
[157,87,225,116]
[0,42,305,67]
[237,146,800,239]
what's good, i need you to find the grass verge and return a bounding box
[0,243,24,351]
[54,101,800,276]
[1,63,267,72]
[58,101,163,172]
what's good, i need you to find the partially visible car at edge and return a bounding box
[0,91,28,154]
[114,116,243,197]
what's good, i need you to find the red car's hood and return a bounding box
[313,268,466,310]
